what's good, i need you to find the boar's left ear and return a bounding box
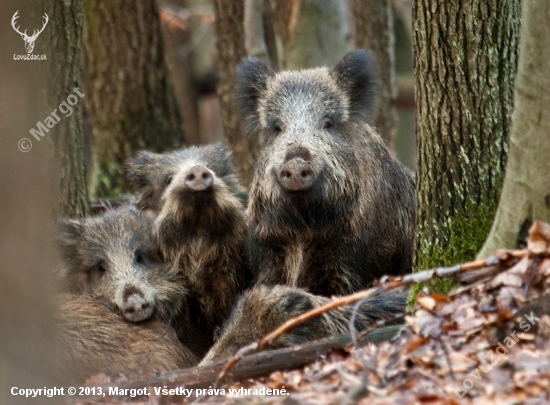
[330,49,379,122]
[235,57,275,137]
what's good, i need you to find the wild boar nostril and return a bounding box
[122,294,154,322]
[277,158,316,191]
[184,165,213,191]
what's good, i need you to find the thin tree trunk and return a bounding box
[84,0,184,198]
[414,1,521,284]
[285,0,351,70]
[244,0,270,65]
[354,0,397,149]
[392,0,413,41]
[159,2,202,146]
[478,0,550,259]
[213,0,256,187]
[46,0,91,218]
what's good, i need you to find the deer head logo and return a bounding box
[11,11,49,54]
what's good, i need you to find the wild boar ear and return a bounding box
[126,151,158,191]
[235,57,275,137]
[56,218,86,264]
[330,49,379,122]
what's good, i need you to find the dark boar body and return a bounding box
[128,143,252,356]
[237,50,415,295]
[200,284,407,365]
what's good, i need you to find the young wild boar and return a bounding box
[127,143,252,356]
[200,284,407,365]
[57,205,198,379]
[236,49,415,296]
[58,296,196,382]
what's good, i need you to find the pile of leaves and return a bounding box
[74,222,550,404]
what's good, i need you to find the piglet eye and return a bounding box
[274,125,282,133]
[135,250,144,264]
[323,121,332,129]
[165,175,173,185]
[97,261,107,274]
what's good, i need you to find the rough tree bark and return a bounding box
[354,0,397,149]
[478,0,550,258]
[46,0,90,218]
[413,1,521,286]
[213,0,256,187]
[84,0,184,198]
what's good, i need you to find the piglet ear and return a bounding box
[56,218,86,265]
[126,151,158,191]
[235,57,275,137]
[330,50,379,122]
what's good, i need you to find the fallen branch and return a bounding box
[87,328,400,402]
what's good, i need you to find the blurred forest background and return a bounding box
[82,0,416,201]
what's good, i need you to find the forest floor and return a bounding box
[73,222,550,404]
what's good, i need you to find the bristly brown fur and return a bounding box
[127,143,253,357]
[200,285,407,365]
[236,50,415,296]
[58,295,198,382]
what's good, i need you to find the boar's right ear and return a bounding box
[330,49,379,123]
[235,57,274,136]
[126,151,157,191]
[56,218,85,264]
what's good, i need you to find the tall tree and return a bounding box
[46,0,90,218]
[413,1,521,283]
[84,0,184,198]
[478,0,550,258]
[213,0,256,187]
[1,1,64,402]
[354,0,397,149]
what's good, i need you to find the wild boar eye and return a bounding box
[323,121,332,129]
[135,250,144,264]
[96,261,107,274]
[274,124,282,133]
[165,175,173,185]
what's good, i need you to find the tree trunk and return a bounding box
[44,0,91,218]
[392,0,413,41]
[285,0,351,70]
[1,1,65,401]
[84,0,185,198]
[478,0,550,259]
[354,0,397,149]
[213,0,256,187]
[413,1,521,287]
[244,0,270,65]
